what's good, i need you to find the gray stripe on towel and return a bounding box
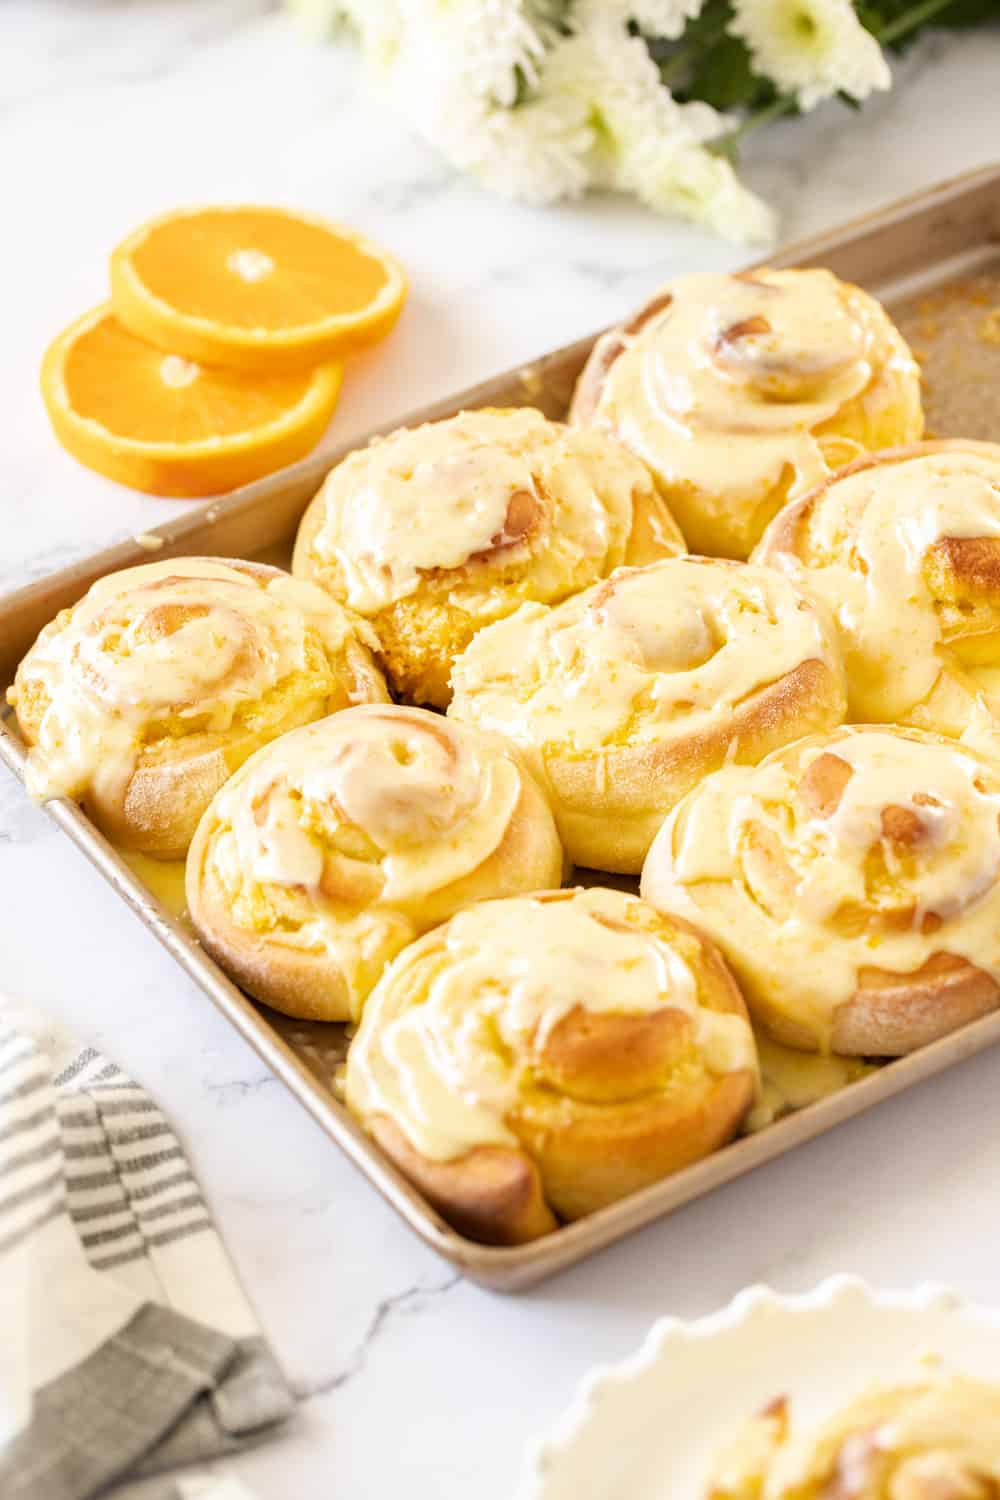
[0,1069,47,1110]
[0,1194,66,1256]
[1,1129,61,1177]
[145,1216,214,1249]
[51,1046,101,1086]
[0,1304,240,1500]
[0,1164,65,1219]
[0,1105,53,1144]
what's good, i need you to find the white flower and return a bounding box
[541,19,772,242]
[633,140,776,241]
[409,0,552,105]
[436,0,552,107]
[567,0,704,39]
[301,0,403,67]
[286,0,354,38]
[462,95,596,202]
[374,2,593,203]
[295,0,775,237]
[728,0,891,110]
[629,0,706,41]
[546,22,721,170]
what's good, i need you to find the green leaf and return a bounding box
[861,0,1000,50]
[856,3,892,33]
[938,0,1000,26]
[646,0,999,122]
[677,0,736,44]
[682,36,766,110]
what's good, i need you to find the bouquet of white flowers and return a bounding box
[289,0,994,242]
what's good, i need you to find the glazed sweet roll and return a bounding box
[706,1378,1000,1500]
[291,405,685,707]
[449,556,847,874]
[642,725,1000,1055]
[9,558,387,858]
[186,705,564,1022]
[754,441,1000,751]
[346,887,757,1244]
[570,268,923,558]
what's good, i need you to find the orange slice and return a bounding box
[40,306,342,497]
[109,205,408,373]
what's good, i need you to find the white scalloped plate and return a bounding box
[515,1277,1000,1500]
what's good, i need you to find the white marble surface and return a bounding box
[3,5,1000,1497]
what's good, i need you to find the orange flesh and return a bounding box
[128,210,391,331]
[62,314,317,442]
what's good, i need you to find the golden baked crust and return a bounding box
[642,724,1000,1055]
[571,268,923,559]
[753,440,1000,752]
[291,405,685,707]
[706,1378,1000,1500]
[449,556,847,874]
[186,705,564,1022]
[10,557,387,858]
[345,886,758,1244]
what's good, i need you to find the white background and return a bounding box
[3,5,1000,1496]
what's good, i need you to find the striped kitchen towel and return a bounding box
[0,1001,293,1499]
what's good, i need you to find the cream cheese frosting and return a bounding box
[346,887,758,1161]
[642,727,1000,1048]
[449,557,843,754]
[746,1036,875,1131]
[576,268,921,555]
[195,706,560,1017]
[759,1378,1000,1500]
[210,705,523,906]
[13,559,377,812]
[301,406,675,613]
[755,444,1000,733]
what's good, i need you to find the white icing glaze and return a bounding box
[212,704,523,902]
[879,1381,1000,1484]
[745,1034,874,1131]
[757,446,1000,726]
[118,850,189,920]
[763,1378,1000,1500]
[201,706,551,1016]
[584,268,919,553]
[346,887,757,1161]
[449,557,841,754]
[642,727,1000,1047]
[302,406,669,614]
[14,559,373,810]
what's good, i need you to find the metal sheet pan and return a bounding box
[3,164,1000,1291]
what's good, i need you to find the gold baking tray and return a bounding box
[3,165,1000,1291]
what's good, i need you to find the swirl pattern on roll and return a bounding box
[641,725,1000,1056]
[571,268,923,558]
[754,441,1000,751]
[449,556,847,873]
[291,405,685,707]
[346,886,757,1243]
[706,1378,1000,1500]
[10,558,387,856]
[186,704,564,1021]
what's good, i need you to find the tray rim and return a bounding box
[3,158,999,640]
[4,161,1000,1291]
[8,690,1000,1291]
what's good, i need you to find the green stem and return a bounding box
[725,93,796,142]
[875,0,961,45]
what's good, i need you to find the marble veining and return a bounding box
[293,1273,463,1401]
[3,4,1000,1497]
